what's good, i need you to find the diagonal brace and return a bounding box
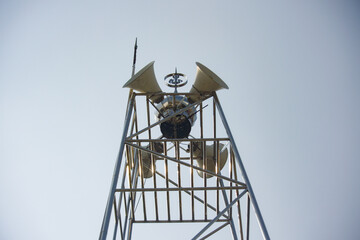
[126,96,210,139]
[192,190,248,240]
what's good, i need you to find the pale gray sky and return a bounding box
[1,0,360,239]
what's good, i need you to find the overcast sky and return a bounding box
[1,0,360,239]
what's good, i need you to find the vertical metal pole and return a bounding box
[138,149,147,221]
[246,194,251,240]
[190,142,195,221]
[219,179,238,240]
[214,93,270,240]
[126,174,139,240]
[200,102,204,138]
[146,97,159,221]
[176,141,183,221]
[127,219,134,240]
[99,96,135,240]
[164,141,171,221]
[203,141,207,220]
[123,151,140,239]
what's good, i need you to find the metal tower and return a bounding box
[99,60,270,240]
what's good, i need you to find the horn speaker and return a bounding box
[191,142,228,178]
[123,61,163,103]
[188,62,229,103]
[139,142,164,178]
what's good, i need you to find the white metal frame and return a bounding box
[99,91,270,240]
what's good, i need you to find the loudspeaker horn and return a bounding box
[123,61,163,103]
[191,142,228,178]
[188,62,229,103]
[139,142,164,178]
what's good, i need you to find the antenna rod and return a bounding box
[127,38,138,104]
[131,38,138,77]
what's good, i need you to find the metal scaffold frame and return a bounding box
[99,91,270,240]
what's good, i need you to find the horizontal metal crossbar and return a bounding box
[132,219,229,224]
[133,92,205,97]
[116,186,246,192]
[125,138,230,142]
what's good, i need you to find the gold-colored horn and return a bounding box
[139,142,164,178]
[191,142,228,178]
[123,61,163,103]
[188,62,229,103]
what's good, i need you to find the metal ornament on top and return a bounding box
[156,69,196,139]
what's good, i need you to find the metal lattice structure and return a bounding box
[99,88,270,240]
